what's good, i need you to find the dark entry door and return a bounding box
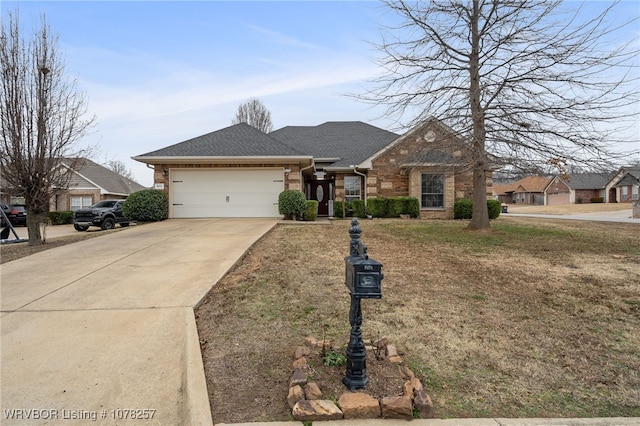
[311,180,331,216]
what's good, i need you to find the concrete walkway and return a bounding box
[0,219,278,425]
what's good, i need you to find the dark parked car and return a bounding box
[1,204,27,227]
[73,199,131,231]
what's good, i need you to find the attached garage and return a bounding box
[170,169,284,218]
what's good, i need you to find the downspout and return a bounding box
[352,166,368,215]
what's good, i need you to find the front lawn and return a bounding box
[195,217,640,422]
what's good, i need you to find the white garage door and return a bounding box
[170,169,284,218]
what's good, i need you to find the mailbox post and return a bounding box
[343,218,383,390]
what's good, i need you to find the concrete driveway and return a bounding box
[0,219,278,425]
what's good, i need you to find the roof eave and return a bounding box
[132,156,313,165]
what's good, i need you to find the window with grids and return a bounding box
[421,174,444,208]
[70,196,93,211]
[344,176,361,201]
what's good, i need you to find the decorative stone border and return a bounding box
[288,336,434,421]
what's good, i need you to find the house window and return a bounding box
[621,186,628,201]
[70,196,93,211]
[344,176,361,201]
[421,174,444,208]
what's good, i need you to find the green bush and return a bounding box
[333,201,345,218]
[487,199,502,220]
[590,197,604,203]
[455,198,502,220]
[400,197,420,218]
[351,200,366,218]
[386,197,404,218]
[278,190,307,219]
[49,211,73,225]
[454,199,473,219]
[303,200,318,221]
[367,198,387,218]
[122,189,168,222]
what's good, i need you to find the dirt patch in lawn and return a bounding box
[195,217,640,422]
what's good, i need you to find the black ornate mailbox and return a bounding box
[343,218,383,390]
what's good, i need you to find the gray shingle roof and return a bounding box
[137,123,306,158]
[269,122,399,168]
[63,158,146,195]
[565,172,614,189]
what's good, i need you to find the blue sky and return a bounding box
[3,1,639,186]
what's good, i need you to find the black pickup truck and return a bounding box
[73,199,131,231]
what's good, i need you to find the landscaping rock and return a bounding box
[414,390,434,418]
[411,376,423,392]
[294,346,310,359]
[388,355,404,363]
[304,382,322,400]
[293,356,308,370]
[381,395,413,419]
[289,368,307,387]
[338,392,381,419]
[292,400,343,421]
[287,385,305,409]
[386,344,398,357]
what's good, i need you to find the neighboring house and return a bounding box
[52,158,146,211]
[133,117,491,219]
[493,176,550,205]
[607,166,640,203]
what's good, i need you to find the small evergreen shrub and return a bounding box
[367,198,387,218]
[487,199,502,219]
[303,200,318,221]
[49,211,73,225]
[278,190,307,219]
[351,200,366,218]
[123,189,168,222]
[590,197,604,203]
[333,201,345,218]
[387,197,404,218]
[400,197,420,218]
[455,198,502,220]
[454,199,473,219]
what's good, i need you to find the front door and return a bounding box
[311,180,331,216]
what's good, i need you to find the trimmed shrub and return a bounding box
[351,200,366,218]
[367,198,387,218]
[387,197,404,218]
[487,199,502,220]
[278,190,307,219]
[454,199,473,219]
[455,198,502,220]
[303,200,318,221]
[333,201,345,218]
[400,197,420,218]
[49,211,73,225]
[590,197,604,203]
[122,189,168,222]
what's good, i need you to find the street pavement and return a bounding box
[505,208,638,224]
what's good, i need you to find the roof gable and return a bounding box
[363,117,467,168]
[63,159,146,195]
[565,172,613,189]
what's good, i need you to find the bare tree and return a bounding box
[364,0,639,229]
[106,159,134,181]
[232,98,274,133]
[1,12,94,244]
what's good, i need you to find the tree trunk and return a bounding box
[467,0,490,230]
[26,211,47,245]
[469,166,489,229]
